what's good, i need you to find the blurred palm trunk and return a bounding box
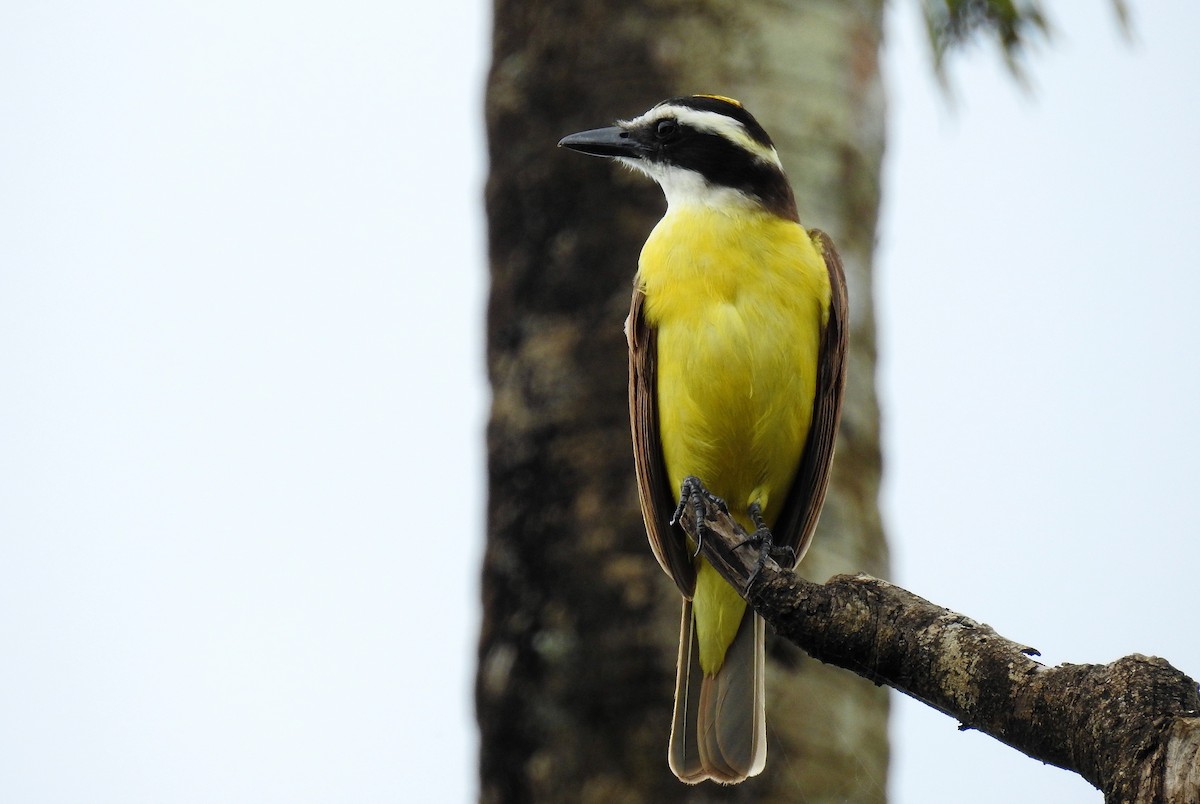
[479,0,889,801]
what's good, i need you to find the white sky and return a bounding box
[882,4,1200,801]
[1,2,1196,803]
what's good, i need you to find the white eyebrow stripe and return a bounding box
[623,104,782,168]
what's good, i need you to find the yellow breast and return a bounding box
[637,206,831,530]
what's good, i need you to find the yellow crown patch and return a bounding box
[692,94,743,108]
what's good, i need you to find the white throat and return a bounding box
[618,158,759,213]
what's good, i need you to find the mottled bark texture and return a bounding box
[678,499,1200,804]
[480,0,888,801]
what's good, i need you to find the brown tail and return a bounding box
[668,600,766,783]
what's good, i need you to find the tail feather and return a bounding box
[669,601,766,784]
[669,600,705,780]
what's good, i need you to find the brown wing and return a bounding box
[627,285,697,598]
[770,229,850,567]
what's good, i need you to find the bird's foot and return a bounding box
[671,476,729,558]
[735,502,795,587]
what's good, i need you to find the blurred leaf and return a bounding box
[923,0,1051,86]
[923,0,1135,88]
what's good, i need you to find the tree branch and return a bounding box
[679,499,1200,803]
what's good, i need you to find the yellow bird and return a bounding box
[559,95,848,784]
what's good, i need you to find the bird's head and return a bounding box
[558,95,797,220]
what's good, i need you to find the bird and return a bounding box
[558,95,848,784]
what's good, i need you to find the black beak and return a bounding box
[558,125,641,159]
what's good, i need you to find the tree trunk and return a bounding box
[479,1,889,801]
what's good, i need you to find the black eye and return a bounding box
[655,119,679,141]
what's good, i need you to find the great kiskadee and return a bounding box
[559,96,848,784]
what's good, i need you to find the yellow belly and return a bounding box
[638,205,830,671]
